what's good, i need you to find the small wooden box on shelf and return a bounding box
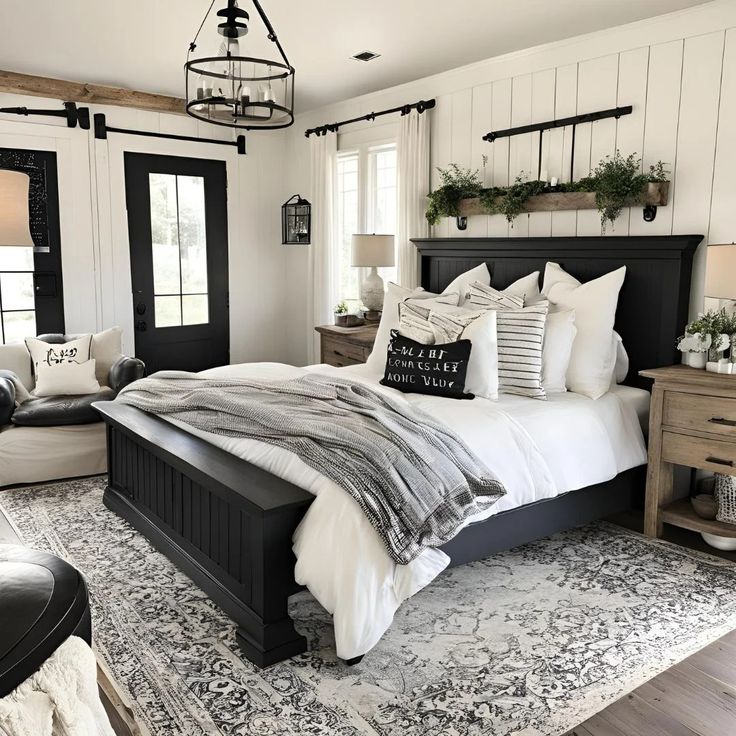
[640,365,736,540]
[315,324,378,368]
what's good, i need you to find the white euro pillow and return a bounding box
[33,359,101,397]
[541,309,577,394]
[443,262,490,305]
[501,271,541,304]
[365,284,459,372]
[543,262,626,399]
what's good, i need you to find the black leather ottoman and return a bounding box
[0,544,91,698]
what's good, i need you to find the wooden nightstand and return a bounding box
[314,324,378,367]
[640,365,736,540]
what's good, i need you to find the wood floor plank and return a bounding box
[634,667,736,735]
[567,713,627,736]
[684,638,736,689]
[589,692,701,736]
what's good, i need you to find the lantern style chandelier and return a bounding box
[185,0,295,131]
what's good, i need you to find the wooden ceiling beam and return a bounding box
[0,69,185,115]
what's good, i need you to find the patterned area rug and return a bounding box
[2,477,736,736]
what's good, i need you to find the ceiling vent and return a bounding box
[351,50,381,62]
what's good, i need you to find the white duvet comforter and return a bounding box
[164,361,647,659]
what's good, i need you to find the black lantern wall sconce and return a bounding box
[282,195,311,244]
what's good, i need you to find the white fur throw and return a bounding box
[0,636,114,736]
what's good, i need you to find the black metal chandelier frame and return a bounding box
[184,0,295,131]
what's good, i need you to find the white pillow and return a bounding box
[612,331,629,384]
[397,305,498,400]
[91,327,123,385]
[33,359,101,397]
[26,335,93,376]
[443,262,491,305]
[543,263,626,399]
[501,271,541,304]
[365,284,458,371]
[541,310,577,394]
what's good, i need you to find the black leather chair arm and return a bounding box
[108,356,145,394]
[0,377,14,427]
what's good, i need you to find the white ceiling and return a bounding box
[0,0,713,113]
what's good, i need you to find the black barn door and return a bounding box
[124,153,229,373]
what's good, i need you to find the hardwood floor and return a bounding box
[565,629,736,736]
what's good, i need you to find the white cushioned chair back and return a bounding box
[0,342,33,390]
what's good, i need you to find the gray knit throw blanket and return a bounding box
[117,372,506,564]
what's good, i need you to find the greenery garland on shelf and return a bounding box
[425,151,669,232]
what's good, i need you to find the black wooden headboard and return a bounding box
[412,235,702,389]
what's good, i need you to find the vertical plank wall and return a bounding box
[429,29,736,317]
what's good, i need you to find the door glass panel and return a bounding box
[3,311,36,344]
[154,295,182,328]
[149,173,181,295]
[177,176,208,294]
[182,294,209,326]
[149,173,209,328]
[0,246,36,344]
[1,273,35,310]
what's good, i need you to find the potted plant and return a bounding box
[334,301,363,328]
[678,309,736,368]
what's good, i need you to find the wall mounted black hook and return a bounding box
[456,216,468,231]
[643,205,657,222]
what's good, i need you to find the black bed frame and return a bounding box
[96,234,701,667]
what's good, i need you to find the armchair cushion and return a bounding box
[0,343,33,391]
[0,377,14,427]
[108,356,145,393]
[11,388,116,427]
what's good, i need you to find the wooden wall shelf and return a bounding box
[457,181,669,217]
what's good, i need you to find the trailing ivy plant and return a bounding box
[425,152,669,231]
[425,164,483,226]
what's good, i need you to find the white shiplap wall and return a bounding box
[284,1,736,366]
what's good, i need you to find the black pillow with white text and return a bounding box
[380,329,474,400]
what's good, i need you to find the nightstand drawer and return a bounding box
[664,391,736,439]
[662,430,736,475]
[321,336,367,367]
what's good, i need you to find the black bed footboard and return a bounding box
[94,402,314,667]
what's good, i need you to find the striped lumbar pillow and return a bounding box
[467,281,524,311]
[495,302,549,400]
[468,282,549,400]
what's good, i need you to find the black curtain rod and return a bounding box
[304,98,436,138]
[93,113,247,154]
[0,102,89,129]
[483,105,632,142]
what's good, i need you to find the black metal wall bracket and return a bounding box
[643,205,657,222]
[93,113,247,154]
[0,101,90,129]
[456,216,468,231]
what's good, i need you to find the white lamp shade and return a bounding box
[0,170,34,247]
[705,244,736,300]
[351,234,395,267]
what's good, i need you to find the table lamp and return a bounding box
[704,243,736,374]
[351,234,395,318]
[0,170,34,247]
[705,243,736,309]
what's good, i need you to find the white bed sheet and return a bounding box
[164,362,648,659]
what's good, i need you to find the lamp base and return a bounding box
[360,267,385,312]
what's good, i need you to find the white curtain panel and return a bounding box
[396,110,430,288]
[307,133,337,364]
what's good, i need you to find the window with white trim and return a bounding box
[335,141,397,309]
[0,246,36,344]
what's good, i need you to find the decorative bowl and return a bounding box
[691,493,718,520]
[701,532,736,551]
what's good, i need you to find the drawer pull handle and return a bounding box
[706,455,734,467]
[709,417,736,427]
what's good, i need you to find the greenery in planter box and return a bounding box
[334,301,348,315]
[680,309,736,359]
[426,151,669,231]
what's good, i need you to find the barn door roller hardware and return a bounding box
[0,101,90,129]
[483,105,633,184]
[93,113,247,154]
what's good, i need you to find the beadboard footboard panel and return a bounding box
[95,401,314,667]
